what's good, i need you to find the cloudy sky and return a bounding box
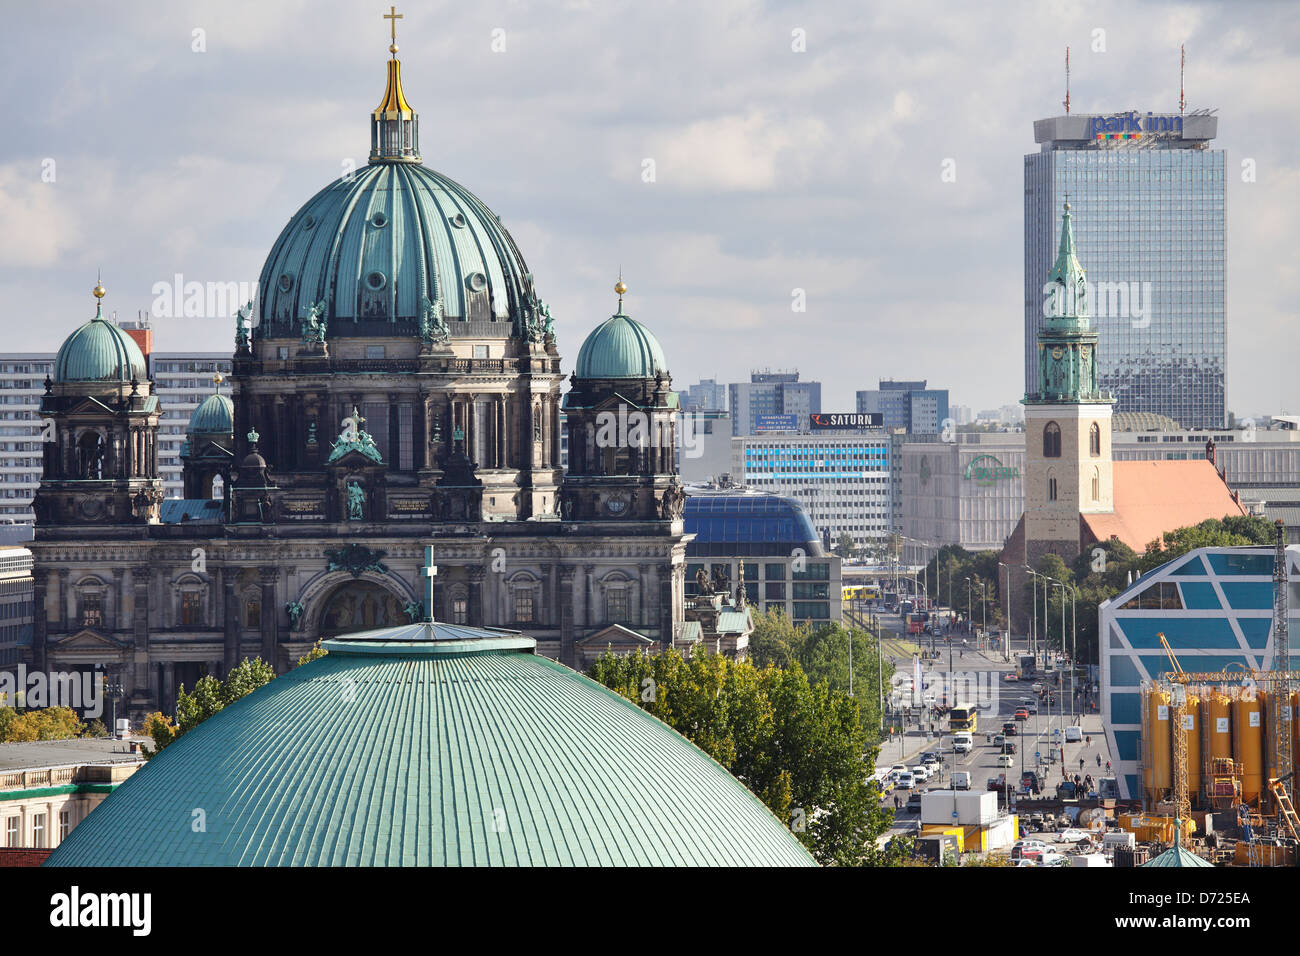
[1,0,1296,417]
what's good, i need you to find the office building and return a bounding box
[1026,110,1225,428]
[681,378,727,412]
[0,355,54,522]
[0,547,32,672]
[684,490,841,626]
[857,379,950,434]
[728,370,820,436]
[677,410,732,484]
[730,431,891,553]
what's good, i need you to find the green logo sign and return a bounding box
[963,454,1020,485]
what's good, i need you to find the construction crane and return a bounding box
[1159,634,1191,827]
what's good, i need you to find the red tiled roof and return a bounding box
[1082,459,1246,552]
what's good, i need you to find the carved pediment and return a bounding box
[50,628,126,650]
[576,624,654,647]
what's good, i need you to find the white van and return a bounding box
[1065,726,1083,743]
[952,733,973,754]
[952,771,971,790]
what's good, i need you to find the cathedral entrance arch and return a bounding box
[294,570,416,640]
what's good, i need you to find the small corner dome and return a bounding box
[574,312,668,380]
[188,393,234,434]
[54,314,149,385]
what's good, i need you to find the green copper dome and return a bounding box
[54,302,149,385]
[45,625,813,867]
[258,162,534,335]
[574,311,669,379]
[187,393,234,434]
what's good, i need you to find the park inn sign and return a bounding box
[963,455,1020,485]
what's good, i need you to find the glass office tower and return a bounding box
[1025,112,1225,428]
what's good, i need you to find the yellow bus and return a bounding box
[841,584,882,603]
[949,706,977,734]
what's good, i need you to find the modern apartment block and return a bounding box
[856,379,950,434]
[728,370,821,436]
[1026,110,1225,427]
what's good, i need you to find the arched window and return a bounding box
[1089,422,1101,458]
[1092,467,1100,502]
[1048,477,1058,502]
[1043,422,1061,458]
[77,431,104,479]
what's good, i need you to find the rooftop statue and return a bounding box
[328,407,383,463]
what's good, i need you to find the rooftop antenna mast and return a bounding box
[1063,46,1070,114]
[1180,44,1186,115]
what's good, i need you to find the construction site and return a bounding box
[1131,523,1298,866]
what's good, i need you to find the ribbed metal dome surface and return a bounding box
[257,162,532,332]
[45,629,814,867]
[54,315,149,384]
[574,311,668,379]
[187,393,234,434]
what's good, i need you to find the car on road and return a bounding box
[921,751,941,768]
[1021,771,1041,794]
[1031,682,1044,694]
[1010,839,1048,860]
[952,771,971,790]
[1059,828,1092,844]
[1014,708,1029,721]
[952,733,973,754]
[992,733,1005,748]
[996,754,1014,767]
[1000,741,1017,755]
[1065,726,1083,743]
[1002,722,1018,737]
[1019,697,1039,714]
[896,771,915,789]
[911,764,931,782]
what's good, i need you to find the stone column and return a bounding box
[162,662,176,714]
[558,566,576,668]
[31,569,48,671]
[495,396,506,468]
[131,566,152,701]
[467,566,485,626]
[223,575,240,673]
[584,564,596,627]
[259,567,279,670]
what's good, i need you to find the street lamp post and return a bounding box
[1024,567,1038,663]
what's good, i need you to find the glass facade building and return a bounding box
[683,492,840,626]
[728,370,821,436]
[1025,113,1225,428]
[1099,545,1300,800]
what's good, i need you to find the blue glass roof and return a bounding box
[684,494,821,557]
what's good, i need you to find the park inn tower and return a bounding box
[1025,110,1225,428]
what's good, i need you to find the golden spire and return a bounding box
[92,271,107,319]
[213,371,225,394]
[369,6,420,163]
[615,271,627,312]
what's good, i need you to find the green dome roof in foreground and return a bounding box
[574,310,669,379]
[46,623,813,867]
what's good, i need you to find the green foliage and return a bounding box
[836,532,857,560]
[588,647,893,866]
[748,609,892,736]
[143,657,275,757]
[83,718,109,738]
[296,641,328,668]
[921,546,1004,628]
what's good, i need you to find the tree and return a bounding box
[587,648,893,866]
[836,532,857,561]
[1,706,83,742]
[296,641,328,667]
[144,657,275,757]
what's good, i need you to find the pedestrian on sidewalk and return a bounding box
[1096,753,1102,768]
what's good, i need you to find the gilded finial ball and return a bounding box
[1063,201,1071,212]
[614,280,627,296]
[390,43,399,54]
[92,283,106,299]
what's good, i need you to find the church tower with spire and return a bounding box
[1021,202,1116,565]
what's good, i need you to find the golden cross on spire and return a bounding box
[384,5,403,54]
